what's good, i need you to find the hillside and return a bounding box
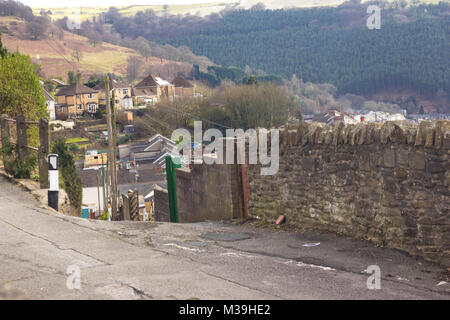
[163,3,450,104]
[31,2,233,21]
[0,16,191,80]
[30,0,443,22]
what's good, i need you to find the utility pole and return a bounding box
[111,89,119,204]
[101,152,106,217]
[105,76,118,220]
[96,168,101,217]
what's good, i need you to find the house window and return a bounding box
[115,100,120,104]
[76,94,80,99]
[123,89,128,94]
[77,104,83,110]
[87,93,94,99]
[87,104,97,113]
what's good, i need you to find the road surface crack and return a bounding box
[0,217,110,266]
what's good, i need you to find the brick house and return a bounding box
[171,76,195,97]
[55,83,99,120]
[132,74,175,106]
[93,78,133,109]
[43,88,55,121]
[131,87,158,107]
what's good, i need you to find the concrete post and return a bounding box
[48,154,59,211]
[16,115,28,164]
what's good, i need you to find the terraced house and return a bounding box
[132,74,175,107]
[55,83,99,120]
[94,78,133,109]
[172,76,195,98]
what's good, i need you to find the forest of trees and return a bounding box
[135,82,298,139]
[2,0,448,114]
[70,1,449,106]
[162,2,450,98]
[0,0,50,40]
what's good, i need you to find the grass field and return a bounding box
[65,137,90,144]
[0,16,190,80]
[31,0,444,22]
[32,2,234,21]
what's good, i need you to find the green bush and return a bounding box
[94,107,106,119]
[68,143,79,153]
[52,139,82,214]
[11,156,36,179]
[1,138,36,179]
[116,135,130,145]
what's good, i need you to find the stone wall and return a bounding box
[154,186,170,222]
[154,162,243,223]
[175,162,242,222]
[248,121,450,266]
[50,129,83,142]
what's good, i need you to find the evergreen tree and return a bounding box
[0,40,47,120]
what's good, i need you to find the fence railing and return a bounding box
[0,114,49,189]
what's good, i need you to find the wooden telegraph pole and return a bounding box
[105,76,118,220]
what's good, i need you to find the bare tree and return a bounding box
[56,27,64,40]
[26,18,48,40]
[126,56,143,84]
[72,48,83,63]
[135,37,152,61]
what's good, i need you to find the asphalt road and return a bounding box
[0,176,448,299]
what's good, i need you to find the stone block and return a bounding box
[383,149,396,167]
[408,152,425,170]
[396,149,409,165]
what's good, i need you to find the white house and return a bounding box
[43,88,55,121]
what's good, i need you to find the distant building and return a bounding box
[124,125,135,134]
[93,78,133,109]
[55,83,99,120]
[78,156,166,217]
[50,78,66,86]
[83,149,108,169]
[312,109,407,125]
[118,133,177,169]
[312,110,356,125]
[123,111,133,123]
[131,87,158,107]
[123,95,134,109]
[172,76,195,98]
[359,111,406,122]
[43,88,55,121]
[408,113,450,122]
[132,74,175,106]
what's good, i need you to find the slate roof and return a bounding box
[171,76,194,88]
[55,83,98,96]
[78,164,164,188]
[135,75,172,88]
[93,78,129,91]
[131,87,157,97]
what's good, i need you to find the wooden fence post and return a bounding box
[16,115,28,164]
[122,193,131,221]
[39,118,49,189]
[1,114,12,174]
